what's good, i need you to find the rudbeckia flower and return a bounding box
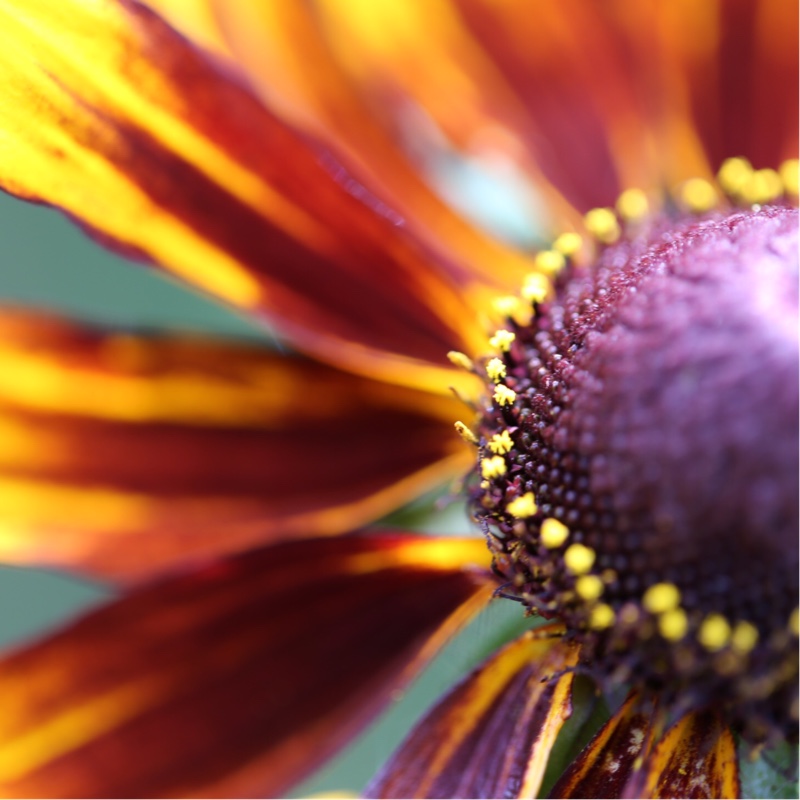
[0,1,796,797]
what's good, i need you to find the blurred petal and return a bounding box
[366,624,579,799]
[625,711,741,800]
[653,0,798,171]
[549,692,658,799]
[0,311,471,580]
[305,0,797,215]
[455,0,797,185]
[448,0,705,205]
[307,0,657,215]
[212,0,538,292]
[141,0,231,58]
[0,0,489,393]
[0,534,493,798]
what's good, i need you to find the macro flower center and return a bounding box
[464,181,798,747]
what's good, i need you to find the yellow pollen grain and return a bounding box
[642,582,682,614]
[780,159,799,196]
[492,295,523,319]
[533,249,566,275]
[563,543,596,575]
[616,188,649,222]
[488,430,514,455]
[731,621,759,654]
[575,574,604,602]
[789,608,799,637]
[742,168,783,204]
[540,517,570,549]
[698,613,732,651]
[481,455,507,480]
[489,330,515,352]
[717,157,753,196]
[584,208,620,244]
[447,351,474,371]
[493,384,516,406]
[485,357,507,383]
[521,272,551,304]
[589,603,616,630]
[658,608,688,641]
[680,178,718,212]
[454,420,478,445]
[553,231,583,257]
[507,492,537,519]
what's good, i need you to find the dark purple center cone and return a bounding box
[473,205,799,744]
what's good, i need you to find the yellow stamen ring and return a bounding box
[506,492,538,519]
[563,543,596,575]
[589,603,616,630]
[447,351,474,371]
[485,357,507,383]
[730,621,759,654]
[521,273,551,304]
[491,295,523,319]
[540,518,570,549]
[489,330,516,352]
[534,249,566,275]
[616,188,649,222]
[789,608,799,637]
[493,384,516,406]
[480,456,507,480]
[780,158,799,196]
[642,582,681,614]
[698,613,732,651]
[487,430,513,455]
[658,608,689,641]
[680,178,718,213]
[575,574,604,602]
[741,168,783,205]
[584,207,620,244]
[553,231,583,257]
[454,421,478,445]
[718,157,753,197]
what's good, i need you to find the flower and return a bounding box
[0,1,796,798]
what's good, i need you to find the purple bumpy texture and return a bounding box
[474,205,798,743]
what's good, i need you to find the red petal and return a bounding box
[549,692,658,799]
[211,0,537,293]
[141,0,232,59]
[624,711,741,799]
[654,0,798,170]
[301,0,797,215]
[0,311,471,579]
[0,0,488,392]
[0,534,493,798]
[367,624,579,799]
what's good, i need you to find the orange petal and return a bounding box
[0,310,472,580]
[211,0,538,292]
[452,0,693,209]
[366,623,579,798]
[141,0,232,59]
[625,711,741,799]
[0,0,488,393]
[651,0,798,177]
[297,0,661,215]
[306,0,797,213]
[0,534,493,798]
[549,692,659,798]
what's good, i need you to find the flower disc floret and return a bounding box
[470,202,799,747]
